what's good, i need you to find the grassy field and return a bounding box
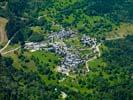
[88,58,107,69]
[31,51,61,69]
[0,17,8,44]
[107,23,133,38]
[65,37,81,47]
[2,44,19,52]
[79,49,92,57]
[4,50,37,71]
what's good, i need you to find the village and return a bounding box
[24,29,99,75]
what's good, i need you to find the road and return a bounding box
[96,43,101,57]
[86,43,101,72]
[106,37,124,41]
[86,56,97,72]
[0,29,20,53]
[85,36,125,72]
[1,46,20,55]
[0,40,11,53]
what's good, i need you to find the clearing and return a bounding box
[107,23,133,38]
[0,17,8,44]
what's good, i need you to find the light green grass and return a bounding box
[79,49,92,57]
[89,58,106,68]
[4,50,37,71]
[31,51,61,68]
[2,44,19,52]
[107,23,133,38]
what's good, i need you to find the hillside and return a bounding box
[1,35,132,100]
[0,17,8,44]
[107,23,133,38]
[0,0,133,99]
[4,0,133,43]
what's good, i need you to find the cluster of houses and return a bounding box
[57,53,84,75]
[24,29,100,75]
[48,42,68,56]
[48,29,74,42]
[25,42,47,52]
[81,34,99,53]
[49,42,84,71]
[61,53,84,69]
[81,34,97,48]
[47,41,86,75]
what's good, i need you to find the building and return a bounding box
[48,29,74,42]
[48,42,68,56]
[81,34,97,47]
[60,53,84,70]
[25,42,47,52]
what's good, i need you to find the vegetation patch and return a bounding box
[0,17,8,44]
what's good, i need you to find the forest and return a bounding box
[0,0,132,43]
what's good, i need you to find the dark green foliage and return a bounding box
[1,0,132,42]
[100,36,133,99]
[103,36,133,73]
[29,33,44,42]
[7,0,28,16]
[0,56,87,100]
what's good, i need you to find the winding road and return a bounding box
[1,46,20,55]
[86,36,125,72]
[86,43,101,72]
[0,40,11,53]
[0,30,20,54]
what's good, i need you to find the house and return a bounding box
[48,29,74,42]
[60,53,83,70]
[25,42,47,52]
[81,34,97,48]
[48,43,68,56]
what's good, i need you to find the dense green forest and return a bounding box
[0,0,133,99]
[0,0,133,42]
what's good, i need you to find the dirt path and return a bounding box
[0,35,16,53]
[86,36,124,72]
[0,40,11,53]
[86,56,97,72]
[106,37,124,41]
[1,46,20,55]
[0,28,20,53]
[86,43,101,72]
